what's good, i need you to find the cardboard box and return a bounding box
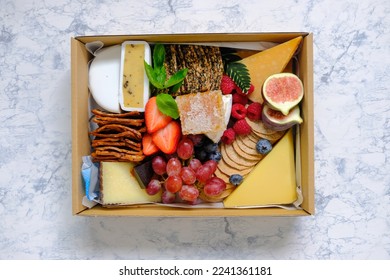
[71,33,314,217]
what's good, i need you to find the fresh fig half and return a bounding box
[262,103,303,131]
[263,73,304,115]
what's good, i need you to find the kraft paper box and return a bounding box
[71,33,314,217]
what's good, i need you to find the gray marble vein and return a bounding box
[0,0,389,259]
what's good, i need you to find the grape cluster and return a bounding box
[146,137,226,204]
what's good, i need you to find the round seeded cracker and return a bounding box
[246,118,276,135]
[217,157,253,177]
[199,187,236,203]
[231,140,263,161]
[252,129,286,143]
[214,168,230,184]
[235,136,263,157]
[247,132,260,143]
[221,143,258,168]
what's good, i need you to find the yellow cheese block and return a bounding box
[241,36,302,103]
[100,161,161,206]
[223,129,297,207]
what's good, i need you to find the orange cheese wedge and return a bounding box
[241,36,302,103]
[223,129,297,207]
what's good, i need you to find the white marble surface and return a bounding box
[0,0,389,260]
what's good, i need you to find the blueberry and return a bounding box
[195,149,208,162]
[229,174,243,186]
[205,142,218,153]
[209,151,222,162]
[256,139,272,154]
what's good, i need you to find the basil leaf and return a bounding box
[164,68,188,88]
[155,66,167,86]
[156,93,180,119]
[169,80,183,94]
[144,61,163,89]
[153,44,165,68]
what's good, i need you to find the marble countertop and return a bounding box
[0,0,389,260]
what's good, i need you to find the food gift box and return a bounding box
[71,33,314,216]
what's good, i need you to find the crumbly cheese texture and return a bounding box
[100,161,161,205]
[176,90,225,135]
[223,129,297,207]
[241,36,302,103]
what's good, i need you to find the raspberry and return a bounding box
[221,128,236,144]
[231,103,247,119]
[246,102,262,121]
[232,93,248,105]
[220,75,236,95]
[236,84,255,96]
[232,119,252,135]
[247,84,255,94]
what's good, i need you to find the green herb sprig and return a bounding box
[144,44,188,92]
[144,44,187,119]
[222,49,251,93]
[156,93,180,119]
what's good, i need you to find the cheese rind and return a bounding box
[100,161,161,205]
[223,129,297,207]
[241,36,302,103]
[205,94,232,143]
[88,45,121,113]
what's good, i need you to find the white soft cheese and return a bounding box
[205,94,232,143]
[88,45,121,113]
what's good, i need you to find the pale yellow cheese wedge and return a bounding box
[100,161,161,206]
[223,129,297,207]
[241,36,302,103]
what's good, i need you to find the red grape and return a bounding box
[195,164,213,184]
[203,160,217,173]
[146,179,161,195]
[188,158,202,172]
[187,134,205,147]
[179,184,199,202]
[180,166,196,185]
[162,190,176,204]
[165,175,182,193]
[204,177,226,196]
[151,156,166,175]
[176,138,194,160]
[166,157,182,176]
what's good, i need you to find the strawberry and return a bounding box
[152,121,181,154]
[145,96,172,134]
[142,133,160,156]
